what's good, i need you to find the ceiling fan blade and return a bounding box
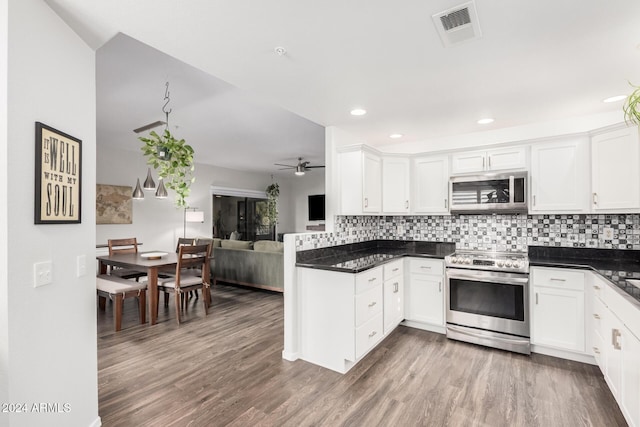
[133,120,167,134]
[274,163,295,168]
[278,167,294,170]
[305,165,325,169]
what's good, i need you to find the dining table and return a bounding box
[97,251,210,325]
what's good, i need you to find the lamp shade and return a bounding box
[185,210,204,223]
[132,178,144,199]
[143,168,156,190]
[155,178,168,199]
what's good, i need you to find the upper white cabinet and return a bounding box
[411,155,449,214]
[382,156,411,214]
[451,146,527,175]
[591,126,640,212]
[338,147,382,215]
[530,137,590,213]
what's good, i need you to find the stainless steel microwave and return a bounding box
[449,172,528,213]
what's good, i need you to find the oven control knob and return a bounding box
[512,261,521,269]
[464,258,471,265]
[452,257,458,264]
[496,260,504,267]
[505,260,513,268]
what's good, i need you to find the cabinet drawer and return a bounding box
[355,266,383,294]
[592,329,604,366]
[384,259,403,280]
[355,285,383,327]
[592,296,606,341]
[355,313,383,359]
[605,284,640,340]
[409,258,443,275]
[592,274,607,301]
[531,267,585,291]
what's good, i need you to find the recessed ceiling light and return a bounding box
[389,134,403,139]
[350,108,367,116]
[477,118,494,124]
[603,95,627,103]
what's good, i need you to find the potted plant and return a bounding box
[266,182,279,239]
[139,129,195,208]
[624,83,640,125]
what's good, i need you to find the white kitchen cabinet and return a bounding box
[530,137,590,213]
[450,146,526,175]
[298,265,384,373]
[337,147,382,215]
[531,267,585,353]
[382,156,410,214]
[405,258,444,328]
[383,260,404,334]
[591,125,640,212]
[411,155,449,214]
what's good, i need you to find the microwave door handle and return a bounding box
[509,175,514,204]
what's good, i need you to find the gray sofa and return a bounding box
[196,238,284,292]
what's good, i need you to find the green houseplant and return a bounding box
[139,129,195,208]
[624,83,640,125]
[265,182,280,228]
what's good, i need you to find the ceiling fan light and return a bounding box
[295,164,306,176]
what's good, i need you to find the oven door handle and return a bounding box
[447,325,529,345]
[446,271,529,286]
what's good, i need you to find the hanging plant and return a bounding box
[266,182,280,226]
[139,129,195,208]
[623,83,640,125]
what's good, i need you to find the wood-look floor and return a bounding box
[97,284,627,427]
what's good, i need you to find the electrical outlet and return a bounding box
[603,227,614,240]
[77,255,87,277]
[34,261,53,287]
[397,225,404,234]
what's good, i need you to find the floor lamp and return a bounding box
[184,208,205,238]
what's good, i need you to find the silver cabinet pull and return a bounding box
[392,268,399,272]
[593,347,600,354]
[488,156,491,168]
[364,197,368,208]
[369,331,377,338]
[482,157,485,169]
[405,200,409,209]
[535,293,539,305]
[420,266,432,270]
[593,313,601,319]
[533,195,536,206]
[368,301,377,308]
[593,285,601,290]
[438,281,442,292]
[593,193,598,205]
[444,198,448,209]
[612,329,622,350]
[368,277,377,282]
[393,282,399,293]
[550,278,566,282]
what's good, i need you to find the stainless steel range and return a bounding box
[444,250,531,355]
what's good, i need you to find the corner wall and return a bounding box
[2,1,98,426]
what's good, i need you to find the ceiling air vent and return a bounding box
[432,1,482,47]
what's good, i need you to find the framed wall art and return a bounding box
[96,184,133,224]
[35,122,82,224]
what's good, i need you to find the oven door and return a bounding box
[446,268,529,337]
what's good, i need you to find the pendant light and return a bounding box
[143,168,156,190]
[132,178,144,199]
[155,177,168,199]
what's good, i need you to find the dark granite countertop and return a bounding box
[528,246,640,303]
[296,240,455,273]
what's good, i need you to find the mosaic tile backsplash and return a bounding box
[295,214,640,252]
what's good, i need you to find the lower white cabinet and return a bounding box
[405,258,444,329]
[530,267,585,353]
[383,260,404,334]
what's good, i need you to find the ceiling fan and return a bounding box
[275,157,325,176]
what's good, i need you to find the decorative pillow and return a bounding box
[253,240,284,253]
[220,240,253,250]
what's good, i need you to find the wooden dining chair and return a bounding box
[161,237,197,306]
[157,244,211,324]
[107,238,147,281]
[96,274,147,331]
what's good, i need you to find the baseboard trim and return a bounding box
[401,320,446,334]
[531,345,597,365]
[282,350,299,361]
[88,416,102,427]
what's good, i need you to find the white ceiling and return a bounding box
[48,0,640,173]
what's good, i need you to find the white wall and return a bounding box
[290,170,325,232]
[1,1,99,426]
[97,144,296,249]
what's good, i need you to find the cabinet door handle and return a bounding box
[612,329,622,350]
[393,282,399,293]
[550,278,566,282]
[593,285,601,290]
[488,156,491,168]
[405,200,409,209]
[420,266,432,270]
[593,347,600,354]
[392,268,399,272]
[368,301,377,308]
[533,195,536,206]
[444,198,448,209]
[369,331,377,338]
[535,293,538,305]
[438,281,442,292]
[364,197,369,208]
[593,193,598,205]
[482,157,485,169]
[368,277,377,282]
[593,313,601,319]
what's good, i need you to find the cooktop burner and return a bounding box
[445,250,529,273]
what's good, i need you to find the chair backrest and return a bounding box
[176,244,209,272]
[176,237,195,253]
[108,238,139,256]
